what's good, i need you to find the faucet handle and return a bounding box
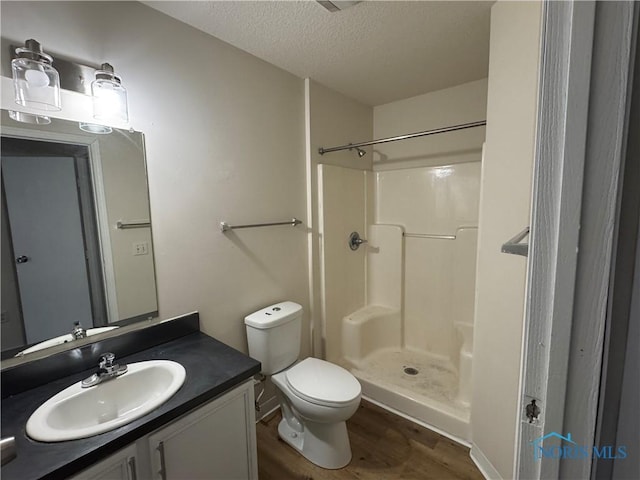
[71,321,87,340]
[99,352,116,369]
[82,352,127,388]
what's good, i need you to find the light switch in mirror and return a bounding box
[1,110,158,360]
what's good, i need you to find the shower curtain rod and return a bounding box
[317,120,487,155]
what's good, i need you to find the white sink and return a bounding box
[17,327,119,356]
[26,360,186,442]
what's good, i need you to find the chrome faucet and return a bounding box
[81,353,128,388]
[70,321,87,340]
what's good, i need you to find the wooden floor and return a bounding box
[256,400,484,480]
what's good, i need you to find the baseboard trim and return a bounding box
[470,444,502,480]
[362,394,471,448]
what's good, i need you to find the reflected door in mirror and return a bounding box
[2,155,96,345]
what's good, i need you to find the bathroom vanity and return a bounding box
[0,313,261,480]
[69,380,256,480]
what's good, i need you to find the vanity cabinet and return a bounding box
[70,380,257,480]
[68,444,138,480]
[148,379,258,479]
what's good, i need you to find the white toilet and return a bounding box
[245,301,361,469]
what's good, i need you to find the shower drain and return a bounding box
[403,366,419,376]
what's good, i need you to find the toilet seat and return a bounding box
[285,357,361,408]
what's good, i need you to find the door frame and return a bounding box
[1,126,120,323]
[516,1,638,479]
[592,9,640,478]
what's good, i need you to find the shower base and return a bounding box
[348,348,470,442]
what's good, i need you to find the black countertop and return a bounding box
[1,332,261,480]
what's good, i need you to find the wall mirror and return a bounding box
[1,109,158,360]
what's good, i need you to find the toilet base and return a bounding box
[277,417,352,469]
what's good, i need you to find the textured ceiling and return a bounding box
[144,1,493,106]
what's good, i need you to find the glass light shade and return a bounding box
[79,122,112,135]
[91,65,128,124]
[11,41,61,111]
[8,110,51,125]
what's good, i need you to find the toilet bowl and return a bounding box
[244,302,361,469]
[271,357,361,469]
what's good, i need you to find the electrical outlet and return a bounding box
[132,241,149,256]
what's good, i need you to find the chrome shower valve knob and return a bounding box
[348,231,367,251]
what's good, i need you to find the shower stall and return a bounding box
[315,82,486,442]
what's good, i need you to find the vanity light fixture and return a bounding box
[8,110,51,125]
[8,43,130,129]
[79,123,113,135]
[91,63,129,124]
[11,39,61,112]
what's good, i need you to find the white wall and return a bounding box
[317,164,369,363]
[97,131,156,321]
[366,224,403,309]
[375,164,481,236]
[373,79,487,170]
[372,80,486,365]
[375,164,481,363]
[470,2,542,478]
[1,1,309,355]
[305,79,372,358]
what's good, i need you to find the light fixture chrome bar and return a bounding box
[318,120,487,155]
[116,220,151,229]
[501,226,529,257]
[220,218,302,233]
[403,233,456,240]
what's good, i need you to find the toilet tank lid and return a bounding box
[244,301,302,329]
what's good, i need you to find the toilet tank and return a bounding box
[244,301,302,375]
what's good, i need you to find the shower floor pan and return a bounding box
[349,348,470,442]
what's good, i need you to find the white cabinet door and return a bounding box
[148,380,257,480]
[68,444,138,480]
